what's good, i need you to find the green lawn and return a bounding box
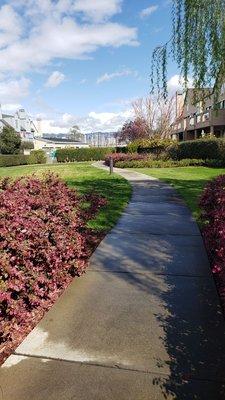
[134,167,225,220]
[0,162,131,232]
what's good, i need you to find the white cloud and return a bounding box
[0,4,23,48]
[0,2,138,74]
[0,77,30,103]
[167,74,193,93]
[1,103,22,112]
[140,5,158,18]
[72,0,122,22]
[97,68,138,84]
[41,108,134,133]
[45,71,66,87]
[12,0,122,23]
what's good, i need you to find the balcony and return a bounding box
[174,108,225,132]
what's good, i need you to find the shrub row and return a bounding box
[200,175,225,309]
[168,138,225,161]
[0,174,106,363]
[56,147,115,162]
[115,158,206,168]
[0,150,47,167]
[0,154,30,167]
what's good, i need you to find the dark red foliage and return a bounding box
[0,174,106,363]
[105,152,147,167]
[118,118,150,143]
[200,174,225,308]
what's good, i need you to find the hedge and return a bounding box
[127,138,175,154]
[0,154,30,167]
[168,138,225,160]
[115,158,206,168]
[29,150,47,164]
[0,150,47,167]
[56,147,115,162]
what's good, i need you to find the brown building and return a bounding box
[171,88,225,141]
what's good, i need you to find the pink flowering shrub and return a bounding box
[200,174,225,306]
[0,174,106,362]
[105,153,147,167]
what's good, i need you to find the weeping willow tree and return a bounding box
[151,0,225,102]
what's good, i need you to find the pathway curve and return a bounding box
[1,164,225,399]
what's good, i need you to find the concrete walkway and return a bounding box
[1,165,225,399]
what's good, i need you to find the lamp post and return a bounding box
[109,156,113,174]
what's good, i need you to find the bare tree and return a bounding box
[132,95,175,139]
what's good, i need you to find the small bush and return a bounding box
[0,154,30,167]
[29,150,47,164]
[56,147,115,162]
[168,138,225,160]
[105,153,147,167]
[115,158,205,168]
[0,174,107,362]
[200,174,225,308]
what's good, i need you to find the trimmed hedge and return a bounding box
[29,150,47,164]
[0,154,30,167]
[0,150,47,167]
[115,158,206,169]
[127,138,175,154]
[56,147,115,162]
[168,139,225,160]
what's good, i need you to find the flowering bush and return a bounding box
[0,174,106,362]
[200,174,225,307]
[105,153,147,167]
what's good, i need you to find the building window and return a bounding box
[190,116,195,126]
[197,115,202,123]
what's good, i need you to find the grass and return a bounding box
[0,162,131,232]
[133,166,225,220]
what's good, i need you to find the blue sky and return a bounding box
[0,0,180,133]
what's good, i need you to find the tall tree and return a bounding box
[69,125,82,141]
[151,0,225,101]
[132,96,175,138]
[0,126,21,154]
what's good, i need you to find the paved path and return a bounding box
[1,164,225,399]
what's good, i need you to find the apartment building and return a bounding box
[171,88,225,141]
[0,106,39,139]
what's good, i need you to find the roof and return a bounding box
[2,113,14,118]
[35,137,87,145]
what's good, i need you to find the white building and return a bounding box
[34,137,89,152]
[0,105,39,140]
